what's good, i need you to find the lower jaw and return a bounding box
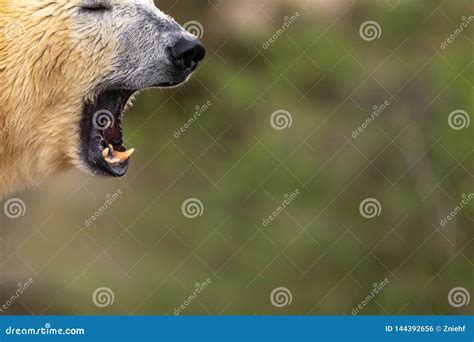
[96,157,130,177]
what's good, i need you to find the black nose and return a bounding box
[168,36,205,70]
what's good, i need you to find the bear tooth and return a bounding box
[102,147,110,160]
[114,148,135,161]
[103,148,135,165]
[105,156,121,165]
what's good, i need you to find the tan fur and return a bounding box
[0,1,117,198]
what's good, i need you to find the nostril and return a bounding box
[194,45,205,63]
[169,36,205,69]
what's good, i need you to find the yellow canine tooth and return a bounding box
[103,147,135,165]
[113,148,135,161]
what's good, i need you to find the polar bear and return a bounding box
[0,0,205,198]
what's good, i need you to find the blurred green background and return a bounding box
[1,0,473,315]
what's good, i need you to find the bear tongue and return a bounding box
[102,145,135,165]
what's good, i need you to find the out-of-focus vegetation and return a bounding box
[1,0,472,315]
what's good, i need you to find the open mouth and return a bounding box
[80,89,137,177]
[79,80,188,177]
